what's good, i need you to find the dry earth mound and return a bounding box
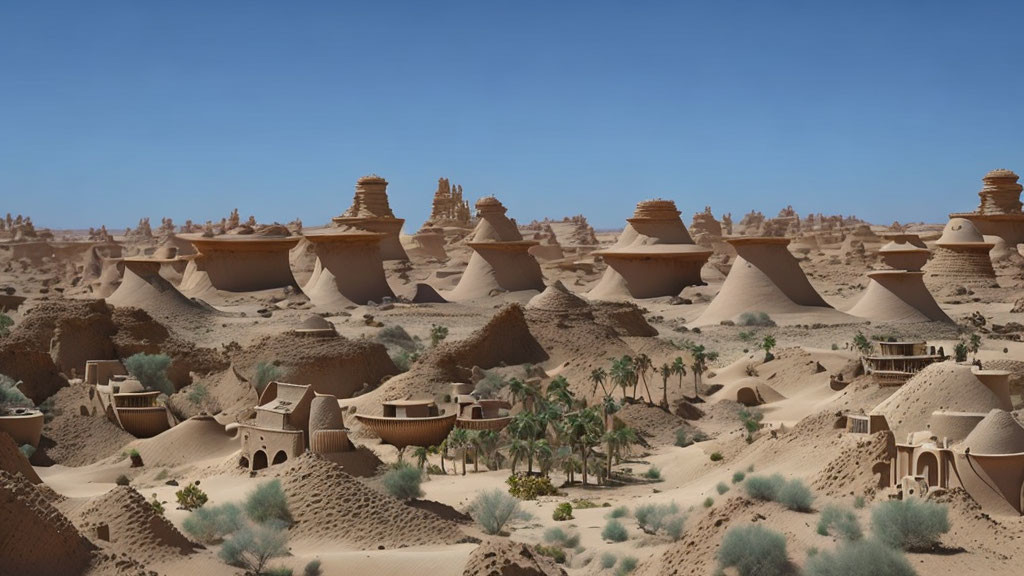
[277,454,464,548]
[0,431,42,483]
[37,382,135,466]
[462,539,568,576]
[123,416,237,467]
[63,486,195,560]
[0,470,94,576]
[230,331,398,399]
[872,362,1011,437]
[812,430,894,498]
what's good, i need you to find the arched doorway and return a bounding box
[239,456,250,469]
[252,450,268,471]
[272,450,288,465]
[916,451,939,487]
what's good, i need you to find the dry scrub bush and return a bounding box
[817,504,862,541]
[123,353,174,395]
[183,502,244,543]
[470,489,525,535]
[804,539,915,576]
[871,499,949,551]
[382,462,423,501]
[218,520,289,575]
[602,519,628,542]
[717,524,789,576]
[245,480,292,525]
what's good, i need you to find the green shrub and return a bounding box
[642,466,662,480]
[474,371,508,399]
[383,461,423,501]
[150,493,165,516]
[18,444,35,460]
[716,481,730,495]
[709,452,723,462]
[718,524,789,576]
[253,361,284,395]
[377,325,418,350]
[534,544,566,564]
[0,374,32,408]
[430,324,449,346]
[182,503,244,543]
[871,499,949,551]
[506,473,558,500]
[552,502,573,521]
[245,480,292,525]
[744,474,785,501]
[732,471,746,484]
[543,526,579,548]
[804,539,915,576]
[219,520,289,575]
[0,313,13,336]
[602,519,628,542]
[606,505,629,519]
[777,479,814,512]
[600,552,617,569]
[470,489,525,535]
[115,474,130,486]
[635,502,680,534]
[176,481,208,510]
[572,498,600,509]
[853,495,865,509]
[303,559,323,576]
[264,568,293,576]
[123,353,174,395]
[703,497,714,508]
[817,505,862,541]
[615,556,638,575]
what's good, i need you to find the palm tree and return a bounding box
[683,342,718,399]
[438,439,448,474]
[546,375,574,411]
[507,378,528,407]
[658,363,672,409]
[509,411,544,474]
[604,425,638,477]
[633,354,654,402]
[602,395,620,430]
[508,438,527,473]
[610,355,635,400]
[556,445,581,484]
[671,356,687,393]
[447,427,470,476]
[566,406,603,485]
[535,439,554,475]
[476,430,500,470]
[467,430,482,473]
[412,446,429,470]
[590,367,609,397]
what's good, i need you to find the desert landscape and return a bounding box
[4,4,1024,576]
[2,169,1024,576]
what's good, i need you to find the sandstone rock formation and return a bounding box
[924,218,996,288]
[425,177,471,227]
[693,237,853,326]
[949,168,1024,259]
[302,228,395,310]
[178,230,301,298]
[447,196,545,300]
[847,234,951,323]
[589,200,711,300]
[332,175,408,260]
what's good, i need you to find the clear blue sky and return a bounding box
[3,1,1023,231]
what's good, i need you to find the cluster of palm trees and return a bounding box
[589,342,719,410]
[412,374,640,487]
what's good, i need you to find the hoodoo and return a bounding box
[693,236,853,326]
[949,169,1024,256]
[923,218,996,288]
[178,228,302,299]
[847,234,951,323]
[447,196,545,300]
[332,174,408,261]
[589,199,712,300]
[302,227,395,310]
